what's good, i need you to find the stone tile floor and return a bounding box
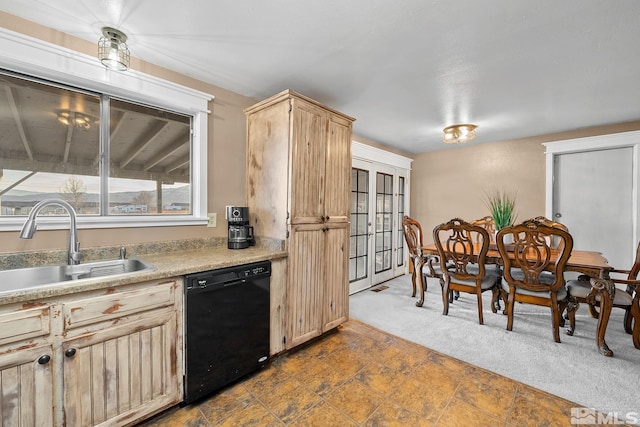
[139,319,584,426]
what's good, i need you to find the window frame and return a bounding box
[0,27,213,231]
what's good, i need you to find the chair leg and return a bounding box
[422,273,429,294]
[506,292,515,331]
[551,304,562,343]
[410,268,417,298]
[632,299,640,349]
[442,278,450,315]
[490,288,499,313]
[566,299,579,336]
[558,301,567,328]
[476,290,484,325]
[500,289,509,315]
[624,307,633,334]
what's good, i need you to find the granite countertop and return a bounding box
[0,238,287,305]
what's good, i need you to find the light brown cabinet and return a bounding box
[0,278,183,427]
[245,90,354,351]
[0,303,54,426]
[0,343,54,426]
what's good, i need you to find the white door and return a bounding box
[553,147,634,269]
[349,159,407,294]
[349,160,372,294]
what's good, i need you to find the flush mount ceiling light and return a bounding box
[442,124,478,144]
[98,27,130,71]
[57,110,95,129]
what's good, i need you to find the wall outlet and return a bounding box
[207,213,217,227]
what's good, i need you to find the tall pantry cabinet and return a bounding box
[245,90,355,351]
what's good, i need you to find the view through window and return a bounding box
[0,71,193,218]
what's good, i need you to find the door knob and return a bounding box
[65,348,77,358]
[37,355,51,365]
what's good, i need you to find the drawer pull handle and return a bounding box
[37,355,51,365]
[65,348,77,358]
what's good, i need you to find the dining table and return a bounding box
[418,243,616,356]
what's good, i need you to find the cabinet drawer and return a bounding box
[63,281,176,330]
[0,305,51,346]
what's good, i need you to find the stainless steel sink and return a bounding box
[0,258,154,293]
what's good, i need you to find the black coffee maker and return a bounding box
[226,206,255,249]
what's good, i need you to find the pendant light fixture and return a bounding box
[443,124,477,144]
[98,27,130,71]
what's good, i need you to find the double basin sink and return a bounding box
[0,258,154,293]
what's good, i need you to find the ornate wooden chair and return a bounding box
[566,242,640,349]
[469,215,502,305]
[533,216,569,251]
[497,218,573,342]
[471,216,496,244]
[402,216,441,300]
[433,218,501,324]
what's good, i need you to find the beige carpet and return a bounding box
[349,274,640,418]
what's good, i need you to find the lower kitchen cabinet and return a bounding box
[0,277,183,427]
[63,311,178,426]
[0,344,54,426]
[286,223,349,349]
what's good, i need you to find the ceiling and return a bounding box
[1,1,639,154]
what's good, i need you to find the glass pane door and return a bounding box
[349,160,408,294]
[350,168,369,282]
[374,172,394,280]
[397,176,405,267]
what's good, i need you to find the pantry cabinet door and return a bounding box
[289,99,327,225]
[287,224,325,348]
[323,223,350,330]
[324,114,352,224]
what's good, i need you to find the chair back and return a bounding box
[471,216,496,243]
[628,242,640,280]
[533,216,569,251]
[402,216,424,259]
[433,218,490,280]
[497,218,573,293]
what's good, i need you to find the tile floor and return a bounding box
[139,319,585,426]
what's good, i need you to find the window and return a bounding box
[0,28,211,230]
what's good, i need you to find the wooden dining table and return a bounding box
[419,243,616,356]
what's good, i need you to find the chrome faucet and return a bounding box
[19,199,82,265]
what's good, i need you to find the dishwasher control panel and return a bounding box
[240,264,268,278]
[185,260,271,290]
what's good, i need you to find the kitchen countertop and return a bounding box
[0,241,287,305]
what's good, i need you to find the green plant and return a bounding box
[485,190,517,230]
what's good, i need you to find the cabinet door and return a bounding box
[289,99,327,225]
[63,311,179,427]
[323,223,350,330]
[0,345,54,426]
[287,224,325,348]
[324,114,352,224]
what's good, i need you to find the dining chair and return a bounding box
[566,242,640,349]
[497,218,573,342]
[433,218,501,324]
[533,216,569,252]
[471,216,496,244]
[469,215,503,306]
[402,215,441,298]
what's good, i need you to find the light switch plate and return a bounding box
[207,213,217,227]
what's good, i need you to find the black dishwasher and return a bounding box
[183,260,271,404]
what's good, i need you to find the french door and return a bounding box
[349,158,408,294]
